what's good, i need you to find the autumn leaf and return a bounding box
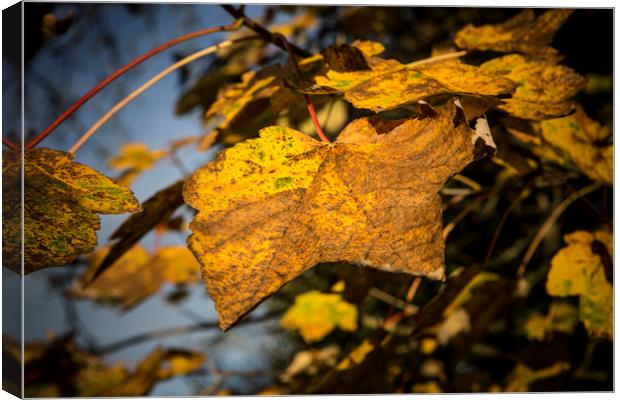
[523,301,579,341]
[298,41,515,112]
[72,244,202,309]
[108,142,167,172]
[534,106,612,184]
[454,9,573,55]
[504,362,570,392]
[546,230,612,339]
[480,54,585,120]
[90,180,185,280]
[2,148,140,274]
[183,101,496,330]
[336,339,375,370]
[154,246,202,285]
[281,291,358,342]
[71,245,159,309]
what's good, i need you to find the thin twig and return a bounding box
[68,36,260,155]
[483,184,532,266]
[26,20,244,149]
[406,277,422,303]
[369,287,418,315]
[2,137,19,150]
[274,33,330,143]
[221,5,311,57]
[94,310,280,355]
[517,181,602,276]
[406,50,468,69]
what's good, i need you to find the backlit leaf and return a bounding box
[108,142,166,172]
[2,148,140,274]
[281,291,358,342]
[72,244,202,309]
[91,180,185,280]
[183,101,496,329]
[480,54,585,120]
[546,230,612,339]
[536,106,612,184]
[307,42,515,112]
[454,9,573,55]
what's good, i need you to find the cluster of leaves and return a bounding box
[3,334,205,397]
[4,6,612,395]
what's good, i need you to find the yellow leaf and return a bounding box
[281,291,358,342]
[420,338,438,355]
[546,230,613,339]
[480,54,585,120]
[2,148,141,274]
[504,362,570,392]
[412,380,442,393]
[154,246,202,285]
[183,102,495,329]
[524,301,579,341]
[536,107,612,184]
[158,349,206,378]
[336,339,375,370]
[311,42,514,112]
[455,9,573,55]
[71,245,158,310]
[108,143,166,172]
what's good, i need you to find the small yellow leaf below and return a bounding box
[281,291,358,343]
[504,362,570,392]
[546,230,612,339]
[336,339,375,370]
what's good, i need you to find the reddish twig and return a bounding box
[2,136,19,150]
[25,20,244,149]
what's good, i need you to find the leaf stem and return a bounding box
[406,50,468,69]
[2,136,19,150]
[26,20,244,149]
[220,6,328,142]
[517,181,602,276]
[68,36,260,155]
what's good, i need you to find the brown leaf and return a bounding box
[89,180,185,281]
[454,9,574,55]
[183,101,496,330]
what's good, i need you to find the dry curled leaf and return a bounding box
[480,54,585,120]
[2,148,141,274]
[183,101,496,330]
[281,291,358,342]
[454,9,573,55]
[72,244,202,309]
[71,245,160,310]
[91,180,185,281]
[546,230,613,339]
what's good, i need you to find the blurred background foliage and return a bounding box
[2,4,612,396]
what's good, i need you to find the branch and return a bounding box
[2,136,19,150]
[517,181,603,276]
[221,5,311,58]
[25,20,244,149]
[68,36,260,155]
[94,310,281,355]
